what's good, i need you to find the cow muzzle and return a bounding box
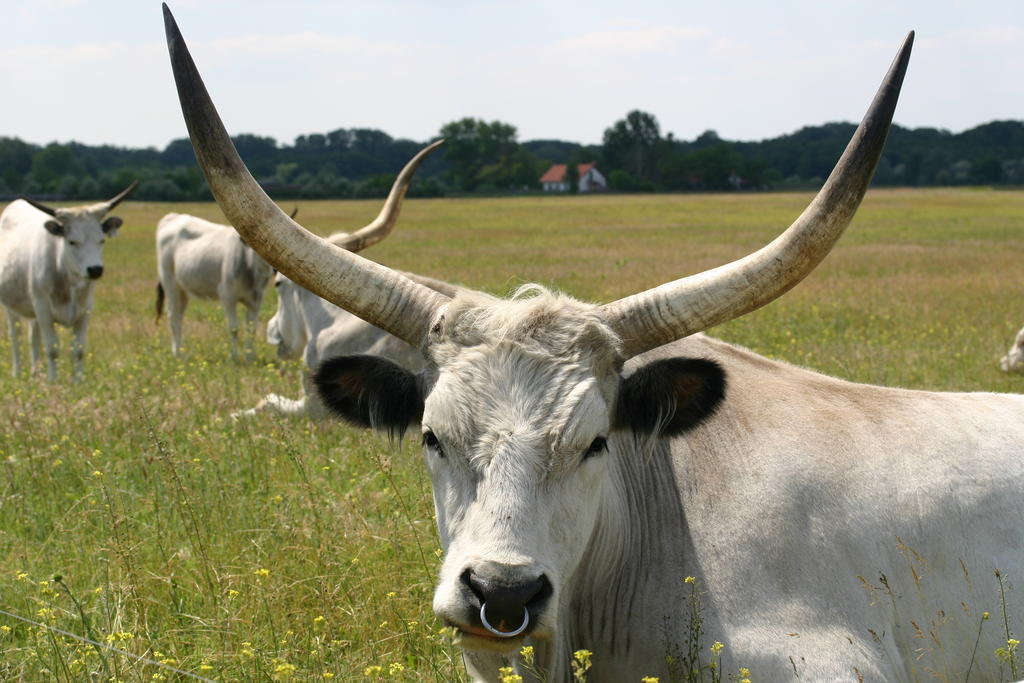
[86,266,104,280]
[458,567,552,639]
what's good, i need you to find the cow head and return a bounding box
[313,288,725,652]
[267,272,306,360]
[164,2,910,667]
[20,182,137,281]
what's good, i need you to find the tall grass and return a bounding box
[0,189,1022,679]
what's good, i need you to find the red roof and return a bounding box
[539,163,596,183]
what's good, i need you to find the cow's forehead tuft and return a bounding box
[430,285,623,369]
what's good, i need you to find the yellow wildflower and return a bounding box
[91,470,103,478]
[388,662,404,675]
[199,664,214,671]
[227,589,240,598]
[323,674,334,679]
[641,677,660,683]
[684,576,695,584]
[520,645,534,664]
[982,611,990,620]
[363,665,382,677]
[710,641,725,654]
[253,568,270,577]
[313,615,325,624]
[0,625,11,635]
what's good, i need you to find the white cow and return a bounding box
[238,141,449,418]
[0,183,137,381]
[155,206,300,358]
[167,12,1024,683]
[1000,325,1024,372]
[247,269,457,418]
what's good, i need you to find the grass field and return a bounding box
[0,188,1022,681]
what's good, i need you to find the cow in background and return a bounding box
[155,205,301,358]
[235,141,446,417]
[0,182,137,381]
[1000,324,1024,372]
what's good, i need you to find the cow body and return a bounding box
[440,320,1024,681]
[156,212,275,357]
[235,273,423,418]
[0,195,128,381]
[239,269,457,418]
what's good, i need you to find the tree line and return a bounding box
[1,113,1021,202]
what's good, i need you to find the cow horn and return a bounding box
[328,140,443,252]
[18,195,58,217]
[162,4,449,348]
[103,180,139,212]
[601,32,914,359]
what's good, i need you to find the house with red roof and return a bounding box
[539,163,608,193]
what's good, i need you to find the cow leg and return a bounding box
[231,392,309,419]
[5,308,22,376]
[243,300,259,360]
[29,319,43,374]
[165,285,188,356]
[70,313,89,383]
[221,294,240,360]
[33,309,60,382]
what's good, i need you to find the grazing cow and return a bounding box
[1000,324,1024,372]
[155,205,299,358]
[247,270,458,418]
[0,182,137,381]
[239,141,451,418]
[166,9,1024,682]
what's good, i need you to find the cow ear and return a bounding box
[44,220,65,237]
[101,216,123,236]
[313,355,423,440]
[615,358,726,438]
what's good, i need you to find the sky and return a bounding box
[1,0,1021,150]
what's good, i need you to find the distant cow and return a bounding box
[1000,325,1024,372]
[236,141,446,417]
[154,206,298,358]
[0,183,137,381]
[240,269,457,418]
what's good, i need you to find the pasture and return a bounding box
[0,188,1022,680]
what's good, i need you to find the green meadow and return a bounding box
[0,188,1022,680]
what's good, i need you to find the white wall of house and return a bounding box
[579,168,607,193]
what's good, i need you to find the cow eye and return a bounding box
[422,430,444,457]
[583,436,607,460]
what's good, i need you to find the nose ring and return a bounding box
[479,602,529,638]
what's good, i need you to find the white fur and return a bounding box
[156,212,275,358]
[235,272,424,418]
[408,288,1024,682]
[1000,324,1024,372]
[0,199,121,381]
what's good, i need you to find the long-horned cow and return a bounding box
[155,205,300,358]
[0,183,137,381]
[166,8,1024,682]
[240,141,458,418]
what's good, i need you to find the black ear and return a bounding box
[313,355,423,439]
[102,216,123,235]
[615,358,726,438]
[44,220,65,236]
